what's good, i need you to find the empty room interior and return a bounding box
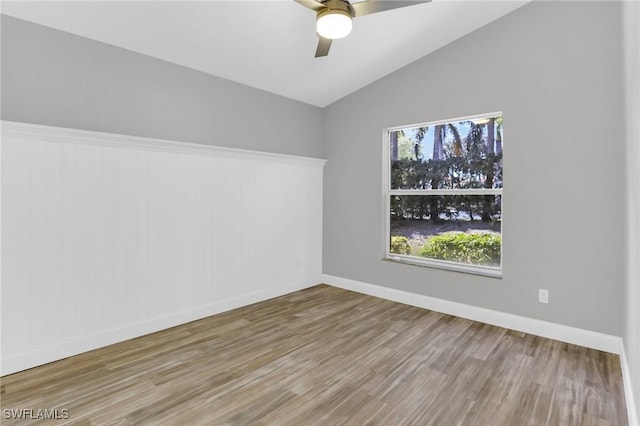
[1,0,639,424]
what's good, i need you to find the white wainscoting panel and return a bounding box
[1,121,325,375]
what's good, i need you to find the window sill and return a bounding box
[383,255,502,279]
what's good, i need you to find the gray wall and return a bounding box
[322,1,626,335]
[1,15,323,158]
[623,0,640,418]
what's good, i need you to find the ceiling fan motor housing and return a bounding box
[317,0,355,20]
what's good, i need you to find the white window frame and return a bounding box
[382,112,503,278]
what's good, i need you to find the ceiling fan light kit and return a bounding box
[316,9,353,39]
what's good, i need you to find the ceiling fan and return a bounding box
[295,0,431,57]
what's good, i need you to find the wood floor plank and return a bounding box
[0,285,628,425]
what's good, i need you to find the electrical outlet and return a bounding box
[538,289,549,304]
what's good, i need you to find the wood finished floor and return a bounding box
[1,285,628,425]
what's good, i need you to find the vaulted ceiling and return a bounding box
[1,1,528,107]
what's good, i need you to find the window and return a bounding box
[383,113,503,277]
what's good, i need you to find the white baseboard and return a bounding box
[0,278,317,376]
[321,274,623,355]
[621,345,640,426]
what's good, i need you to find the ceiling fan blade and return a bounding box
[295,0,325,11]
[315,37,332,57]
[352,0,430,17]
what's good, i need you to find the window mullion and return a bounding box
[388,189,503,196]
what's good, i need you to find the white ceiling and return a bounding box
[1,0,528,107]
